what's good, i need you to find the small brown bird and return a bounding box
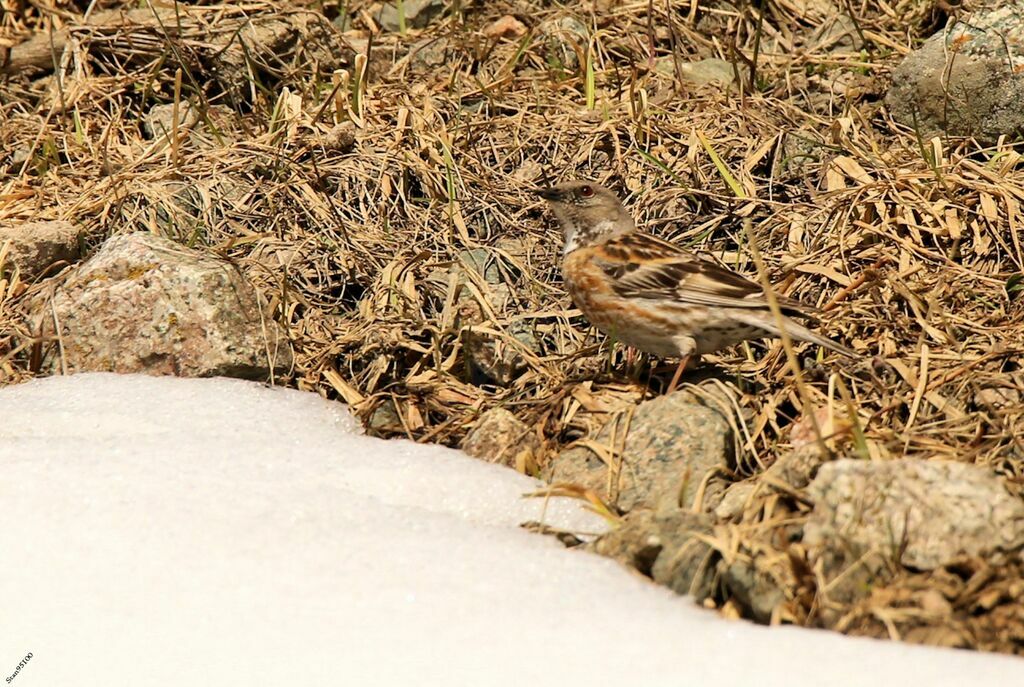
[535,180,855,390]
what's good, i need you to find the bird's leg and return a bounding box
[666,355,691,394]
[666,337,698,394]
[625,345,637,375]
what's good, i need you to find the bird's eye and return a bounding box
[580,185,594,198]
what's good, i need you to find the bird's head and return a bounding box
[534,181,635,254]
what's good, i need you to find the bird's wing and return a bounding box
[592,232,814,315]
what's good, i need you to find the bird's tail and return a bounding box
[741,313,857,358]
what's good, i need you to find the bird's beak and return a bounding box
[533,187,561,201]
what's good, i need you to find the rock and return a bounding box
[886,4,1024,143]
[428,247,539,387]
[407,37,449,73]
[377,0,445,32]
[713,481,757,520]
[805,459,1024,573]
[721,558,787,623]
[32,233,292,379]
[0,220,81,279]
[367,399,404,435]
[773,129,832,183]
[461,407,540,473]
[142,102,199,139]
[319,122,356,152]
[764,443,828,490]
[544,391,734,513]
[589,509,719,600]
[590,507,795,621]
[144,178,248,241]
[974,381,1022,409]
[656,58,748,88]
[647,512,721,600]
[807,12,864,53]
[538,16,588,72]
[484,15,527,40]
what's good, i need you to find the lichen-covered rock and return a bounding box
[805,459,1024,573]
[886,4,1024,142]
[544,391,734,513]
[0,220,81,279]
[32,233,292,379]
[462,407,540,473]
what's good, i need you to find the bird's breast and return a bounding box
[562,250,689,356]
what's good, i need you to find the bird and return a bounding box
[534,180,856,391]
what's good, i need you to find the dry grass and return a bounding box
[3,0,1024,653]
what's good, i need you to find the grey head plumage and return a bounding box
[534,181,635,254]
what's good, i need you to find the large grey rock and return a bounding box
[0,220,81,279]
[886,4,1024,142]
[805,459,1024,572]
[32,233,292,379]
[544,391,734,513]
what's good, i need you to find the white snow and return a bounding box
[0,373,1021,686]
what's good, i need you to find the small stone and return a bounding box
[544,390,734,513]
[807,13,864,53]
[512,159,543,183]
[408,37,449,72]
[713,481,757,520]
[145,179,247,242]
[804,459,1024,572]
[918,588,953,617]
[764,444,827,490]
[462,407,540,472]
[774,128,832,183]
[974,384,1022,409]
[321,122,356,152]
[656,58,747,88]
[31,233,292,379]
[538,16,588,72]
[428,247,539,387]
[9,144,32,171]
[142,102,199,139]
[589,509,719,601]
[0,220,81,279]
[721,559,787,623]
[377,0,445,32]
[367,399,404,435]
[484,15,527,40]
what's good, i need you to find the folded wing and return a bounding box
[593,233,814,317]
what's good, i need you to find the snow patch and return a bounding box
[1,373,1020,686]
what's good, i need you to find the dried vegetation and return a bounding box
[3,0,1024,654]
